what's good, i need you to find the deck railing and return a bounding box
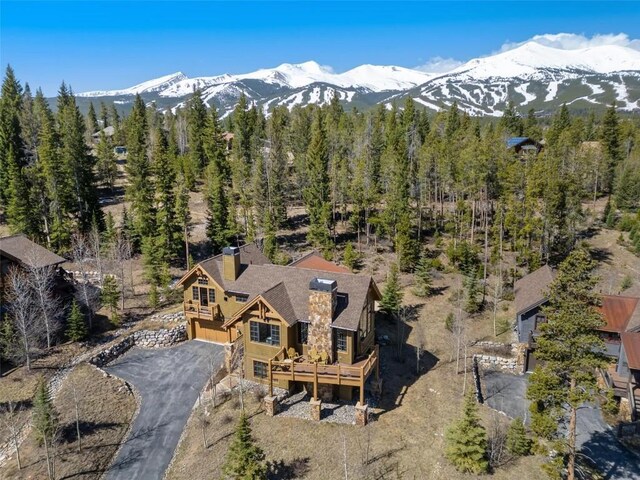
[184,301,221,320]
[268,345,379,404]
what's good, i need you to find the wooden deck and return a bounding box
[268,345,379,404]
[600,366,640,420]
[184,302,220,320]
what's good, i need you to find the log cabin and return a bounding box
[178,245,381,408]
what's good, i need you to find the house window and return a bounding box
[298,322,308,344]
[253,361,268,379]
[534,315,547,330]
[197,277,209,285]
[249,321,280,346]
[192,286,199,301]
[337,330,348,352]
[236,294,248,303]
[208,289,216,304]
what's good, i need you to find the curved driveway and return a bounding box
[105,340,224,480]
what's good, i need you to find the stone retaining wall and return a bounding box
[89,324,187,367]
[133,324,187,348]
[473,353,519,373]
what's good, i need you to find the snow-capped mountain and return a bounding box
[73,43,640,117]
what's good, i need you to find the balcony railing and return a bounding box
[184,301,221,320]
[268,345,379,404]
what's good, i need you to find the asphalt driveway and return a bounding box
[104,340,225,480]
[482,370,640,480]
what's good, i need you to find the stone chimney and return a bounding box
[308,278,337,359]
[222,246,241,281]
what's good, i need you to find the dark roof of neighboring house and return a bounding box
[289,251,351,274]
[0,234,66,269]
[514,265,555,315]
[598,295,640,333]
[181,244,379,332]
[621,332,640,370]
[506,137,531,148]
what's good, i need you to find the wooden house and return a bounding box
[0,234,66,290]
[506,136,543,156]
[178,245,381,408]
[515,267,640,419]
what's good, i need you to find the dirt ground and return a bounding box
[0,363,136,479]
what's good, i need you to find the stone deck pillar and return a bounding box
[355,402,368,426]
[264,395,278,416]
[310,398,322,421]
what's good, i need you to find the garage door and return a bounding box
[525,348,539,372]
[193,319,229,343]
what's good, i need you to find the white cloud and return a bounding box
[499,33,640,52]
[415,56,464,73]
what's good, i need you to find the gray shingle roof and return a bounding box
[514,265,555,315]
[0,234,66,269]
[197,246,377,331]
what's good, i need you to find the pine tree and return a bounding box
[526,247,607,480]
[153,125,180,262]
[380,263,403,317]
[304,109,333,252]
[262,210,278,263]
[600,102,622,193]
[96,129,117,190]
[99,101,109,128]
[445,392,489,474]
[66,299,87,341]
[506,417,531,456]
[86,102,98,136]
[412,251,432,297]
[186,89,208,173]
[266,106,289,226]
[126,94,155,240]
[222,413,267,480]
[175,172,192,268]
[205,157,231,253]
[33,377,58,445]
[101,275,120,325]
[0,65,24,210]
[343,242,359,272]
[464,269,482,314]
[57,83,103,232]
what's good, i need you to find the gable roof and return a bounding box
[177,243,270,287]
[514,265,555,315]
[0,234,66,269]
[598,295,640,333]
[222,264,378,331]
[621,332,640,370]
[289,251,351,274]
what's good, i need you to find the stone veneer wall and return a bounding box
[89,324,187,367]
[472,341,526,374]
[307,290,334,360]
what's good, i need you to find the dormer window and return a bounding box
[236,294,248,303]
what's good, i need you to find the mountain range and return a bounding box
[74,42,640,117]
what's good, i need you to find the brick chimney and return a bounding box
[222,246,241,281]
[308,278,337,360]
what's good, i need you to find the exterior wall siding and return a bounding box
[517,304,544,343]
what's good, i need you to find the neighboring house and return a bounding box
[91,125,115,144]
[178,245,381,411]
[514,264,555,350]
[506,136,543,156]
[515,266,640,419]
[0,234,66,290]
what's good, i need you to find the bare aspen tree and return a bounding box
[71,233,100,329]
[71,382,82,453]
[25,249,63,350]
[89,224,104,287]
[1,401,24,469]
[6,268,40,370]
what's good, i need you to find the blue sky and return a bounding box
[2,1,640,96]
